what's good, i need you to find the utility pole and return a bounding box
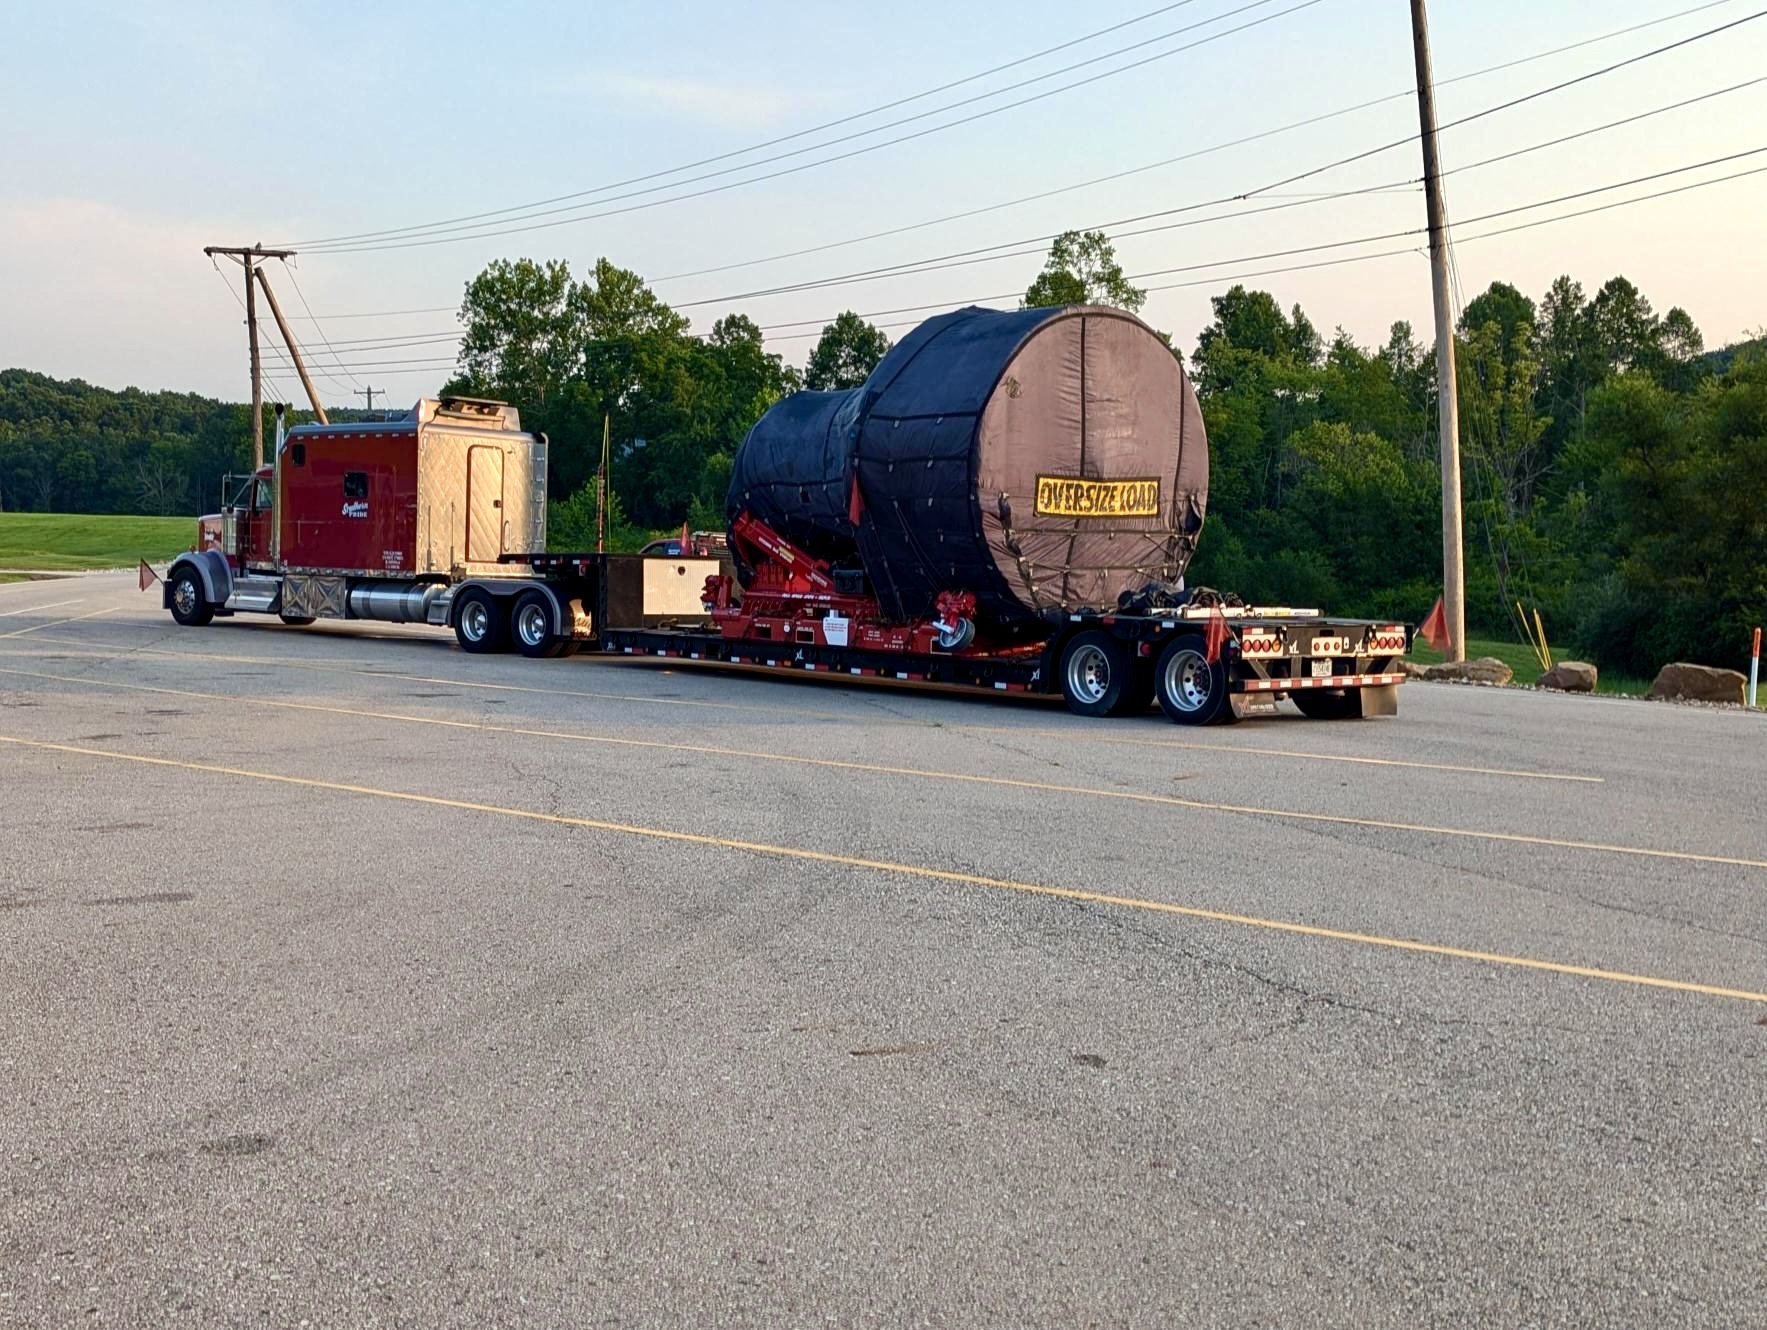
[596,414,611,554]
[1409,0,1466,663]
[354,385,381,416]
[204,244,301,469]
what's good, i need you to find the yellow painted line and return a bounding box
[0,597,83,618]
[1,732,1761,1007]
[1,664,1757,873]
[0,606,116,639]
[959,724,1604,784]
[13,632,1597,785]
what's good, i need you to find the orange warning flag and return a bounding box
[1417,596,1449,653]
[1204,605,1228,664]
[137,559,158,592]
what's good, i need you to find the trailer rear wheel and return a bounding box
[454,589,508,654]
[168,567,213,627]
[1059,631,1138,718]
[1290,688,1364,720]
[512,590,566,659]
[1154,634,1234,726]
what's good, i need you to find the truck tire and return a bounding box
[454,589,508,654]
[511,590,565,659]
[1154,633,1235,726]
[1059,631,1138,718]
[1291,688,1363,720]
[168,567,214,627]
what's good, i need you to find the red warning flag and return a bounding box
[1204,605,1228,664]
[1417,596,1449,653]
[137,559,158,592]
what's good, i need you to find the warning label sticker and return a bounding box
[1033,476,1161,518]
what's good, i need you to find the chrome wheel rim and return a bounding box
[461,600,490,642]
[1065,643,1112,705]
[173,579,197,616]
[1162,649,1212,713]
[516,602,549,649]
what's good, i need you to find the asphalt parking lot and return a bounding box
[2,571,1764,1328]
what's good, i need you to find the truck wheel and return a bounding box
[1059,631,1136,718]
[511,590,565,659]
[1291,688,1363,720]
[1154,634,1234,726]
[454,589,508,654]
[168,567,213,627]
[278,614,316,627]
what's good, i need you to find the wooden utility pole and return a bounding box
[596,414,611,554]
[1409,0,1466,662]
[204,244,300,470]
[251,265,330,426]
[354,385,381,416]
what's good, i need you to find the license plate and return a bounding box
[1310,659,1333,678]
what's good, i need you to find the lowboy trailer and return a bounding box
[163,396,1408,725]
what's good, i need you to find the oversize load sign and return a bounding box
[1033,475,1161,518]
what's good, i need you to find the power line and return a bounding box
[650,0,1754,285]
[747,153,1767,341]
[284,0,1215,249]
[279,261,363,389]
[294,0,1326,255]
[668,63,1767,313]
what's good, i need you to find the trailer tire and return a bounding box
[168,567,213,627]
[1290,688,1363,720]
[1154,633,1234,726]
[1059,631,1137,718]
[454,589,508,654]
[512,590,565,659]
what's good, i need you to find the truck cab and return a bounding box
[199,468,275,573]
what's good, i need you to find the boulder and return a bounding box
[1397,659,1431,679]
[1422,656,1514,685]
[1647,662,1746,704]
[1537,660,1598,693]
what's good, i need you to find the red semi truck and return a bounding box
[161,393,1407,726]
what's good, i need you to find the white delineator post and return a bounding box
[1750,626,1761,708]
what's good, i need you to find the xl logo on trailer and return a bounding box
[1034,476,1161,518]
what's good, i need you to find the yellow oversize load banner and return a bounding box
[1033,475,1162,518]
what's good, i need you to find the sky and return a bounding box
[2,0,1764,406]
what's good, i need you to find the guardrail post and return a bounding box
[1751,626,1761,709]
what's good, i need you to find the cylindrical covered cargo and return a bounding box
[728,304,1208,635]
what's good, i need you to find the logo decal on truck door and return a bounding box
[341,501,368,518]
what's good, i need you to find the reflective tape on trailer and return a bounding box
[1240,672,1406,692]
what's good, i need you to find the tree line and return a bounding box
[2,231,1759,672]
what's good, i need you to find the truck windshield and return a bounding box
[255,479,273,511]
[230,478,255,509]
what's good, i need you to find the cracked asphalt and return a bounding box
[2,571,1765,1328]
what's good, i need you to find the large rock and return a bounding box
[1538,660,1598,692]
[1422,656,1514,685]
[1648,662,1746,704]
[1396,659,1431,679]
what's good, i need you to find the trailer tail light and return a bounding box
[1363,627,1407,654]
[1240,630,1284,658]
[1309,636,1348,657]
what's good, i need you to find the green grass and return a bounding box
[1406,635,1652,696]
[0,512,195,571]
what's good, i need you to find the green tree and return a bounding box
[804,311,891,390]
[1022,230,1146,312]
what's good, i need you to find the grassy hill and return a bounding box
[0,512,193,571]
